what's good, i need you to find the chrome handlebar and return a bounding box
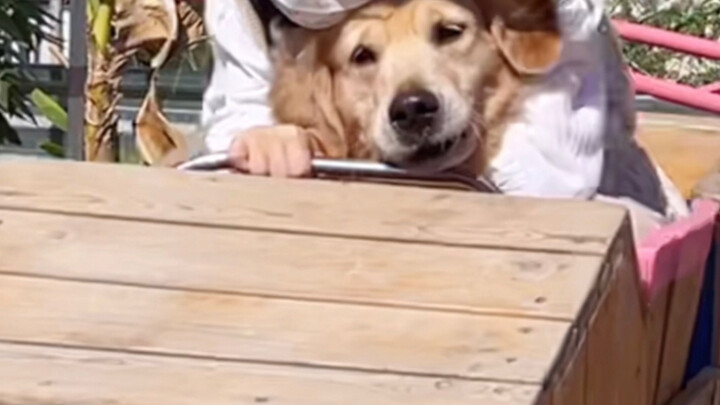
[177,153,499,194]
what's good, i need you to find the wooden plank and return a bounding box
[0,343,540,405]
[539,222,647,405]
[547,332,587,405]
[640,120,720,400]
[647,289,672,405]
[655,263,708,404]
[0,161,626,255]
[638,112,720,133]
[0,274,569,384]
[637,113,720,198]
[0,209,604,321]
[585,228,647,405]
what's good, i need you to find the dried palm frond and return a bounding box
[85,0,206,163]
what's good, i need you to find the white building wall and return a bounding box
[36,0,66,65]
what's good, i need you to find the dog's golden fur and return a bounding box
[270,0,563,174]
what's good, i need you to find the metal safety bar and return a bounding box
[178,153,500,193]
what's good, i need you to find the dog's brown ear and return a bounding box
[491,20,562,75]
[486,0,563,75]
[269,21,349,158]
[268,19,321,131]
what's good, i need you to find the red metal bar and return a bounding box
[631,71,720,114]
[613,19,720,60]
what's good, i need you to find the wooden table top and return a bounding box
[0,160,629,404]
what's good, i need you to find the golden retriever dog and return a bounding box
[164,0,686,240]
[269,0,563,175]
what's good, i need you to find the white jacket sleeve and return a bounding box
[201,0,277,153]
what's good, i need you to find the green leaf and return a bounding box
[0,11,26,43]
[12,90,36,125]
[30,88,68,132]
[40,141,66,158]
[88,0,101,21]
[92,1,114,50]
[0,79,9,112]
[9,11,33,47]
[0,68,21,84]
[0,45,28,65]
[0,112,21,145]
[0,0,56,59]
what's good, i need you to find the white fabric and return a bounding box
[272,0,371,29]
[488,0,689,220]
[200,0,689,222]
[201,0,373,153]
[201,0,277,153]
[489,0,608,199]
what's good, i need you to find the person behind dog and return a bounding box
[200,0,688,235]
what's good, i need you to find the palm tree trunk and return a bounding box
[85,0,123,162]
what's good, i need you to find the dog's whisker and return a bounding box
[471,117,487,132]
[469,111,488,140]
[467,121,483,142]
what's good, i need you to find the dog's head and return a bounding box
[271,0,562,173]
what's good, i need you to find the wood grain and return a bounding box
[0,161,625,255]
[655,267,708,405]
[0,209,603,321]
[547,332,587,405]
[0,274,569,384]
[637,112,720,198]
[0,160,638,404]
[585,230,647,405]
[646,289,671,405]
[638,112,720,131]
[0,343,541,405]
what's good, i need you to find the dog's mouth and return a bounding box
[384,131,474,172]
[409,132,467,163]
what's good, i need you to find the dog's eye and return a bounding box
[350,46,377,65]
[433,22,466,45]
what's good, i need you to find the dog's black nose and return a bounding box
[389,90,440,143]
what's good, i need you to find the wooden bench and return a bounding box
[0,160,646,404]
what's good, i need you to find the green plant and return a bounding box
[0,0,57,145]
[609,0,720,86]
[30,87,68,158]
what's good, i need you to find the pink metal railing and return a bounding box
[612,19,720,114]
[701,82,720,94]
[631,72,720,113]
[614,20,720,59]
